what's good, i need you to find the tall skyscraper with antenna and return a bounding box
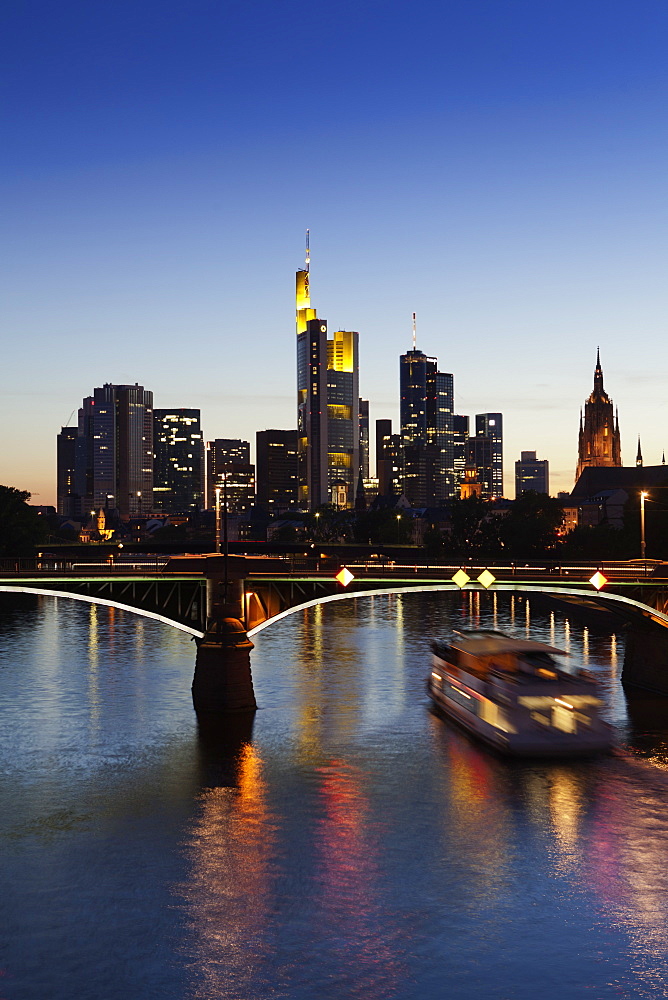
[296,235,359,509]
[399,315,454,505]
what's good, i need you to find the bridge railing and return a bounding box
[0,557,171,575]
[251,559,664,581]
[0,555,662,581]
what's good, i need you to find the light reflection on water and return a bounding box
[2,591,668,998]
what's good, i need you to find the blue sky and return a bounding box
[2,0,667,504]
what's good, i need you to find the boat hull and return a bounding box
[427,673,614,758]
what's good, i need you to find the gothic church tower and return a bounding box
[576,349,621,481]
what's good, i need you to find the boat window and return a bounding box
[446,683,478,715]
[479,699,516,734]
[552,705,577,733]
[530,711,551,727]
[525,652,556,667]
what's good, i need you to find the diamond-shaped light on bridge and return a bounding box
[452,569,470,589]
[336,567,355,587]
[589,571,608,591]
[477,569,496,589]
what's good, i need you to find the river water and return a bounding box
[2,590,668,999]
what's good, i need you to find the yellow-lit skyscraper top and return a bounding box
[295,269,316,334]
[295,235,360,509]
[327,330,357,373]
[296,233,316,333]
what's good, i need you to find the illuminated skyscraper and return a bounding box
[452,415,469,490]
[153,409,204,512]
[469,413,503,499]
[576,350,621,481]
[206,439,255,514]
[326,329,359,507]
[399,320,454,504]
[296,236,359,509]
[375,419,402,495]
[515,451,549,497]
[74,383,154,519]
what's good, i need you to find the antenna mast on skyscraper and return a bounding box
[305,229,310,272]
[412,312,417,350]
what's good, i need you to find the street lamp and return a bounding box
[396,513,402,543]
[640,491,649,559]
[214,487,221,553]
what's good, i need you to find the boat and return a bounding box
[427,629,614,756]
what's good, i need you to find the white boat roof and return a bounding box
[449,632,568,657]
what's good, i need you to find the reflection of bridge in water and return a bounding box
[2,555,668,705]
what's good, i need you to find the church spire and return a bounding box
[593,347,605,396]
[577,351,622,482]
[636,435,643,467]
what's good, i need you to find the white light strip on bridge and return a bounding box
[247,582,668,636]
[0,586,206,638]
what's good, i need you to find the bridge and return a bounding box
[2,554,668,707]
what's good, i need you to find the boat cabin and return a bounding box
[432,630,567,680]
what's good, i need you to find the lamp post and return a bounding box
[640,491,648,559]
[214,487,221,553]
[396,513,402,543]
[222,470,229,601]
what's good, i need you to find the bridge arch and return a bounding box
[247,582,668,637]
[0,585,205,638]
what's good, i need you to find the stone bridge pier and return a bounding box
[191,556,257,716]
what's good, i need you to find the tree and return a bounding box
[352,508,412,544]
[499,492,564,557]
[0,486,47,556]
[445,497,501,556]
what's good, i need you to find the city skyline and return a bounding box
[3,1,668,505]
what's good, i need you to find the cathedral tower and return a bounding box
[576,350,621,481]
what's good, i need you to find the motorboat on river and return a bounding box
[428,629,614,756]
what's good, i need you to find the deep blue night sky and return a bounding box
[2,0,667,500]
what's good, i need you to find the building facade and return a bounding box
[296,247,359,509]
[399,346,455,505]
[359,398,369,480]
[153,409,204,512]
[452,415,469,491]
[576,350,621,481]
[326,329,359,507]
[256,429,299,512]
[471,412,503,499]
[375,419,402,496]
[515,450,549,497]
[57,426,78,517]
[74,383,154,519]
[206,439,255,514]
